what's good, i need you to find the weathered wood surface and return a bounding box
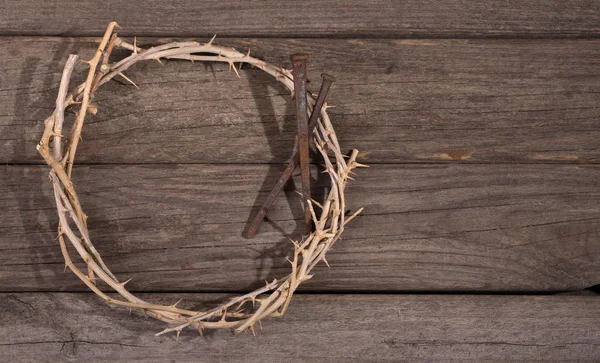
[2,37,600,164]
[2,1,600,38]
[2,164,598,292]
[2,2,598,361]
[1,293,599,362]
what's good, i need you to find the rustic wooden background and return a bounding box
[1,1,599,361]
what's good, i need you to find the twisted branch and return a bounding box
[37,22,366,337]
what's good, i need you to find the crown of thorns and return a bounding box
[37,22,366,338]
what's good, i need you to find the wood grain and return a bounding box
[1,293,599,362]
[2,37,600,164]
[2,1,600,37]
[3,4,598,361]
[2,163,598,292]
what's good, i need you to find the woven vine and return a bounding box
[37,22,366,338]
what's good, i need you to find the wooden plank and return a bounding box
[2,164,599,292]
[2,37,600,164]
[1,293,599,362]
[2,1,600,37]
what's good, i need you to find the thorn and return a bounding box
[322,256,330,268]
[344,207,364,225]
[239,48,251,70]
[129,307,133,315]
[235,300,246,311]
[87,104,98,115]
[258,320,263,330]
[154,57,164,65]
[119,278,132,287]
[353,162,369,168]
[171,298,183,308]
[133,37,138,54]
[117,72,139,89]
[290,239,300,250]
[285,257,293,265]
[228,61,241,78]
[176,329,181,342]
[64,264,69,273]
[309,197,324,209]
[207,34,217,46]
[155,328,169,337]
[250,324,256,336]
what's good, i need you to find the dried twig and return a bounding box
[37,22,366,337]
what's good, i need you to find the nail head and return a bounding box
[321,73,336,82]
[290,53,309,63]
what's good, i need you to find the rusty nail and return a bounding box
[247,72,336,238]
[289,54,312,235]
[307,73,335,140]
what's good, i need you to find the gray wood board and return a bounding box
[2,37,600,164]
[1,293,599,362]
[2,163,598,292]
[2,1,600,37]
